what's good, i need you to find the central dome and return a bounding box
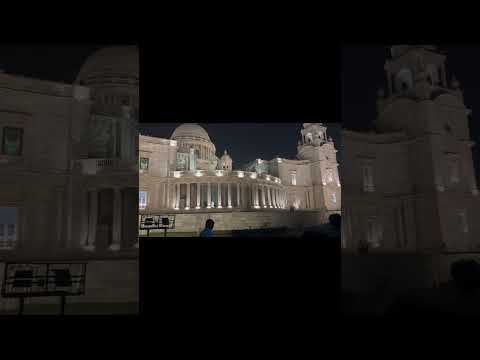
[76,45,139,85]
[171,123,211,142]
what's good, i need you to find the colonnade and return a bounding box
[162,180,287,210]
[81,187,138,251]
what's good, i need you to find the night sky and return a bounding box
[341,45,480,180]
[0,43,134,83]
[5,44,477,178]
[139,123,342,168]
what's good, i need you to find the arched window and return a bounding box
[395,68,413,93]
[448,157,460,183]
[458,210,468,233]
[366,217,382,248]
[0,207,17,249]
[362,164,374,192]
[139,191,147,209]
[291,171,297,185]
[327,170,333,183]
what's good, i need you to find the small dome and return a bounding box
[171,123,211,142]
[451,75,460,89]
[76,46,139,85]
[221,149,231,159]
[391,45,437,58]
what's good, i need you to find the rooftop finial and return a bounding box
[451,75,460,89]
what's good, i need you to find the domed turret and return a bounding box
[218,150,233,171]
[171,123,211,142]
[76,46,139,115]
[76,46,139,86]
[171,123,217,171]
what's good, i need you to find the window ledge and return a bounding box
[0,155,23,164]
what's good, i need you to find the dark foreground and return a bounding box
[0,302,139,315]
[342,284,480,317]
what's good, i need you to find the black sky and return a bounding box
[0,43,341,167]
[0,43,134,83]
[341,45,480,180]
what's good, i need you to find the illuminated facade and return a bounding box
[342,45,480,252]
[139,123,341,232]
[0,46,139,311]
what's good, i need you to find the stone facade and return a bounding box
[342,45,480,253]
[0,46,139,310]
[139,123,341,231]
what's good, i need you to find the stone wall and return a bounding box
[143,209,328,234]
[0,259,138,313]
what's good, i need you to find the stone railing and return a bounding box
[169,169,282,183]
[77,158,137,175]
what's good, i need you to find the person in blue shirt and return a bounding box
[200,219,215,237]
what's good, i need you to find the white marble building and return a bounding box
[0,46,139,310]
[341,45,480,253]
[139,122,341,232]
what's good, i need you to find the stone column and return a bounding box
[55,188,64,248]
[166,183,170,209]
[163,183,167,208]
[186,183,190,210]
[207,182,211,208]
[273,188,278,208]
[160,183,164,208]
[441,65,447,87]
[261,185,266,208]
[217,183,222,208]
[175,183,180,209]
[255,184,259,208]
[386,69,392,95]
[110,188,122,251]
[236,183,240,208]
[228,183,232,208]
[80,189,89,248]
[251,184,255,208]
[267,186,272,208]
[86,189,97,251]
[196,183,201,209]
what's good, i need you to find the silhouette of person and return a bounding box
[317,214,341,240]
[301,213,341,240]
[327,214,341,234]
[451,259,480,293]
[200,219,215,237]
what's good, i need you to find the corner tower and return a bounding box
[297,123,341,212]
[376,45,479,251]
